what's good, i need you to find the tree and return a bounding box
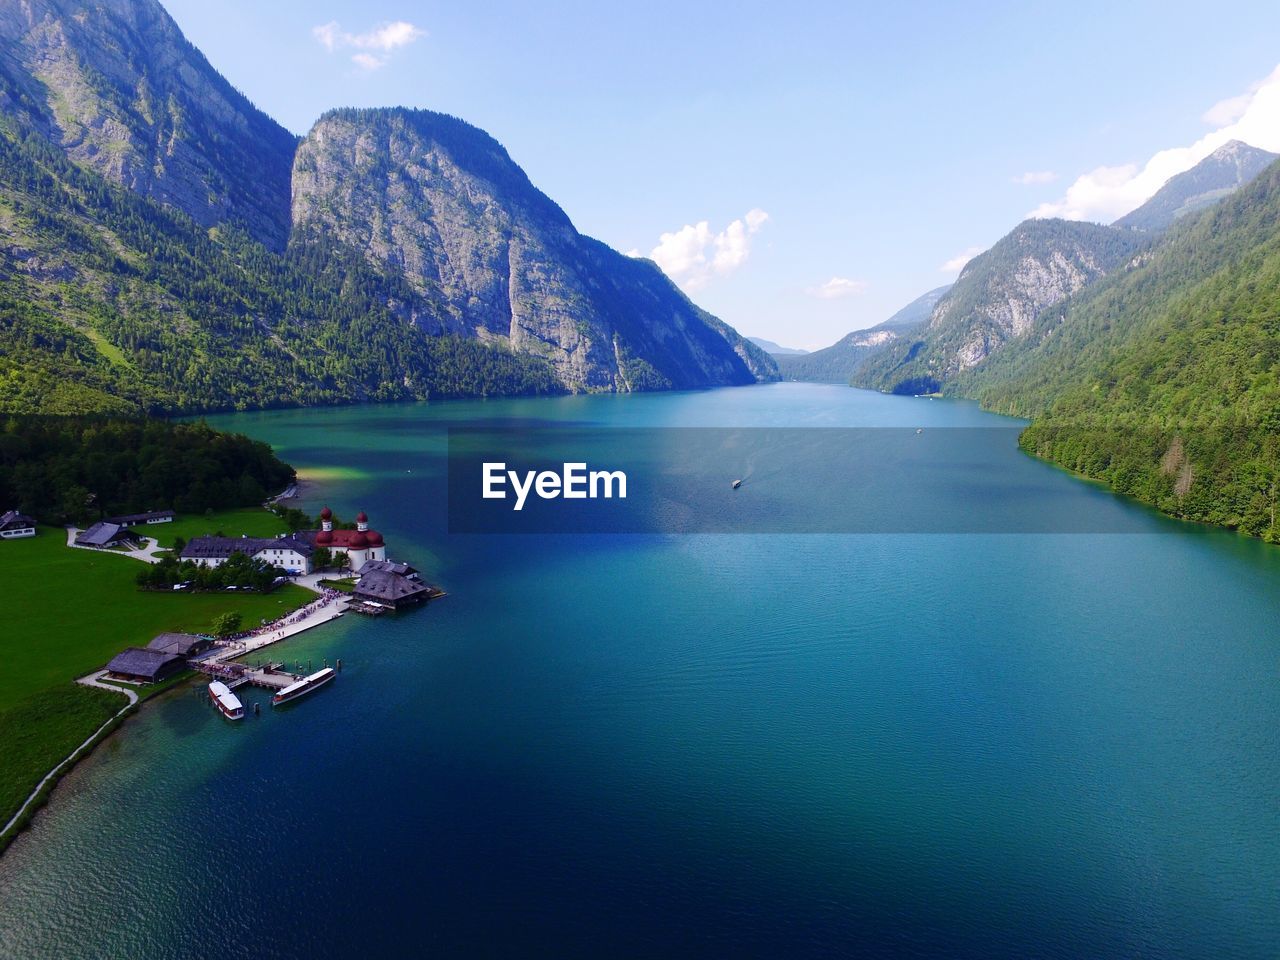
[211,612,242,637]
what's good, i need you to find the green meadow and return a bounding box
[0,520,312,840]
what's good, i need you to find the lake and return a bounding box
[1,383,1277,959]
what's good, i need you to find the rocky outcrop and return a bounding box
[855,220,1145,393]
[0,0,297,249]
[291,108,775,391]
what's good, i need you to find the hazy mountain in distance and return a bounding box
[749,338,809,356]
[1113,140,1278,234]
[776,285,951,382]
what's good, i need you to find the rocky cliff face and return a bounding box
[855,220,1145,393]
[291,108,775,391]
[0,0,297,249]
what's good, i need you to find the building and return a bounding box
[105,647,187,684]
[179,534,314,574]
[105,509,175,527]
[299,507,388,571]
[0,510,36,539]
[75,521,141,549]
[146,632,212,657]
[351,558,434,609]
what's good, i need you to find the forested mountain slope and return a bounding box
[962,159,1280,540]
[0,1,774,415]
[854,220,1146,394]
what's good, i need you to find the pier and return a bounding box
[194,659,302,691]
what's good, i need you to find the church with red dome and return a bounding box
[304,507,388,570]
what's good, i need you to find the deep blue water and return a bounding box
[1,384,1278,958]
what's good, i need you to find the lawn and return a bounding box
[0,528,314,837]
[0,529,311,710]
[149,507,291,549]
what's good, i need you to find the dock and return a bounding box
[194,659,303,691]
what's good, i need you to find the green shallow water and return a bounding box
[1,383,1277,959]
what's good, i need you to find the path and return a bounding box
[64,526,166,564]
[0,673,138,845]
[206,591,347,664]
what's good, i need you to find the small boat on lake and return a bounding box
[208,681,244,721]
[272,667,335,706]
[732,479,742,489]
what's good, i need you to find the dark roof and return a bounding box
[147,632,209,656]
[353,569,431,603]
[105,510,175,525]
[180,534,313,561]
[75,521,136,546]
[355,559,419,578]
[106,647,184,679]
[0,510,35,528]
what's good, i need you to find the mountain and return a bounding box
[956,155,1280,540]
[0,122,566,414]
[853,220,1147,394]
[749,338,808,356]
[1113,140,1278,234]
[0,0,297,250]
[291,108,774,392]
[776,285,950,382]
[0,4,773,414]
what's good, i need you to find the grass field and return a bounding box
[149,507,291,549]
[1,529,310,709]
[0,526,313,836]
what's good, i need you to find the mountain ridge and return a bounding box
[1113,140,1279,234]
[776,285,951,383]
[0,4,775,413]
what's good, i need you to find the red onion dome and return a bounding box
[319,506,333,521]
[349,531,370,549]
[366,531,384,546]
[355,510,368,523]
[316,530,333,546]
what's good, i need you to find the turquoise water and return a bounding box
[2,383,1278,958]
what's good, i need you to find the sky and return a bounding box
[163,0,1280,350]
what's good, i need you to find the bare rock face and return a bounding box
[856,219,1145,393]
[292,109,776,391]
[0,0,297,249]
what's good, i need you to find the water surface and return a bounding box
[1,384,1277,959]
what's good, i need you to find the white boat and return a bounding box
[208,681,244,721]
[272,667,336,706]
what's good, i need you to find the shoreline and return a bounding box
[0,585,346,856]
[0,500,351,857]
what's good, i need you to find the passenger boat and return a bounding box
[208,680,244,721]
[272,667,336,706]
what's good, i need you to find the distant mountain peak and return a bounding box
[1114,140,1278,233]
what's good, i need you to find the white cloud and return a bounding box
[643,209,769,291]
[807,276,868,299]
[1012,170,1057,185]
[1033,64,1280,223]
[312,20,425,71]
[941,246,984,274]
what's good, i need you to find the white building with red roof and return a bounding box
[305,507,387,571]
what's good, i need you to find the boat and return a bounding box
[208,680,244,721]
[272,667,336,706]
[732,479,742,489]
